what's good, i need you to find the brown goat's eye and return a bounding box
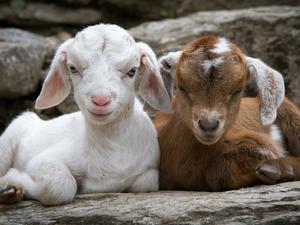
[232,88,243,97]
[127,67,138,78]
[178,85,188,95]
[69,66,78,74]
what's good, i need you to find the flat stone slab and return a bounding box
[1,181,300,225]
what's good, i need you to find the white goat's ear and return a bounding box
[159,51,182,98]
[136,42,172,113]
[35,39,73,110]
[245,56,285,125]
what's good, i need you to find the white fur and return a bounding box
[0,24,165,206]
[210,38,231,54]
[270,124,282,142]
[270,124,288,156]
[201,57,225,73]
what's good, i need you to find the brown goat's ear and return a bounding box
[136,42,172,113]
[245,56,285,125]
[158,51,182,98]
[35,39,74,110]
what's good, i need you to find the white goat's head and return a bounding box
[35,24,171,125]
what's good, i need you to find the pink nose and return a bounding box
[91,95,111,107]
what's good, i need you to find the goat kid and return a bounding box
[0,24,171,205]
[156,36,300,191]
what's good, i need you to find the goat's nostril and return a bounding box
[198,120,219,133]
[91,96,111,107]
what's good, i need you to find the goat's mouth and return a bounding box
[87,104,115,117]
[193,132,222,146]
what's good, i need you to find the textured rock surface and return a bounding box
[0,181,300,225]
[0,28,46,99]
[0,3,102,26]
[0,0,298,29]
[130,6,300,105]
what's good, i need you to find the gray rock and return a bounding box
[130,6,300,105]
[101,0,299,22]
[0,2,102,26]
[0,181,299,224]
[1,0,298,30]
[0,28,47,99]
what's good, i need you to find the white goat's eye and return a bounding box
[126,67,138,78]
[69,66,78,74]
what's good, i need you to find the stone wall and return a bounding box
[1,0,299,32]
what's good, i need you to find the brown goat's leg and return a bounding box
[256,157,300,184]
[205,154,236,191]
[256,97,300,184]
[207,133,281,190]
[276,98,300,156]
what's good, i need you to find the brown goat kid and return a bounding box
[156,36,300,191]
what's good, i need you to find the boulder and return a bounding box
[0,3,102,26]
[1,1,298,32]
[1,181,300,224]
[130,6,300,105]
[0,28,47,99]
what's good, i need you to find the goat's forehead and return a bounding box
[74,25,135,51]
[179,36,244,79]
[67,24,139,66]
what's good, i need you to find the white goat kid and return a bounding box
[0,24,171,206]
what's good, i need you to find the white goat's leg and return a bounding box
[0,138,14,177]
[0,157,77,206]
[0,168,36,204]
[129,169,159,192]
[0,112,40,176]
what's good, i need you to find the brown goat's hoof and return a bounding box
[256,162,281,185]
[256,159,295,185]
[0,185,23,204]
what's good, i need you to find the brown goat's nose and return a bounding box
[198,120,219,133]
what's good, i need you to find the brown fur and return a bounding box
[156,36,300,191]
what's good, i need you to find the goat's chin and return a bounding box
[85,112,117,125]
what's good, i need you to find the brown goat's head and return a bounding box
[159,36,285,145]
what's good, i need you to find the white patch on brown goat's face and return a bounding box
[210,38,230,54]
[201,57,224,73]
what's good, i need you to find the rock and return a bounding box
[99,0,299,22]
[1,1,298,30]
[0,28,47,99]
[0,3,102,26]
[56,90,79,114]
[0,181,300,224]
[130,6,300,105]
[45,32,72,64]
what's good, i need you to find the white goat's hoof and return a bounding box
[0,185,23,204]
